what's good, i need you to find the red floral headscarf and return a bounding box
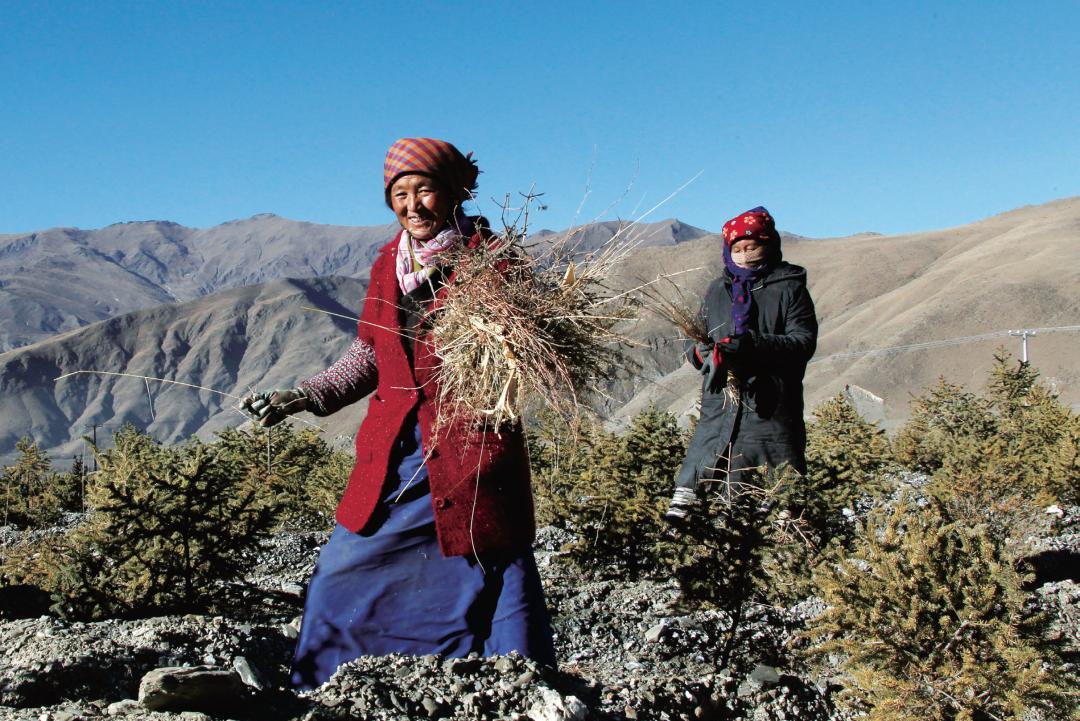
[720,206,781,336]
[721,206,779,246]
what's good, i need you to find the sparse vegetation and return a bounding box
[214,423,352,530]
[529,404,687,577]
[803,393,895,542]
[0,421,352,619]
[806,495,1076,720]
[0,351,1075,718]
[0,438,62,528]
[892,377,996,474]
[3,426,280,618]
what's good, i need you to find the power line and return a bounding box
[810,324,1080,365]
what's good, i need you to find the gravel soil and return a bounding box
[1,509,1076,721]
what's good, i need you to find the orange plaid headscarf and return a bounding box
[383,137,479,203]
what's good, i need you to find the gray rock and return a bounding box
[528,687,588,721]
[106,699,140,716]
[749,663,781,687]
[644,622,666,643]
[137,665,247,712]
[421,695,446,718]
[445,657,482,676]
[231,656,266,691]
[493,656,516,674]
[280,582,305,598]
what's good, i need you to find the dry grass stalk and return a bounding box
[425,194,639,434]
[635,276,742,407]
[635,273,711,344]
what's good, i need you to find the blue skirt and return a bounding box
[290,418,556,689]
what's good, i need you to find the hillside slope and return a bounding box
[0,215,398,351]
[0,276,368,465]
[611,196,1080,428]
[0,214,710,353]
[2,198,1077,463]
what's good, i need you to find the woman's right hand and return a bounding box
[240,388,309,427]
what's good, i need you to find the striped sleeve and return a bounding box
[299,337,378,416]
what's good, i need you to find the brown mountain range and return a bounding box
[0,276,371,466]
[1,198,1077,465]
[0,215,703,353]
[612,196,1080,429]
[0,215,399,352]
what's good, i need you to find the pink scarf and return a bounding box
[395,212,475,294]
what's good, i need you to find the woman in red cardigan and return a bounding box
[243,138,556,689]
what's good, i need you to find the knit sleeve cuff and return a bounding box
[299,337,378,416]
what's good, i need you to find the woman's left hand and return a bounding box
[718,332,754,358]
[240,387,309,427]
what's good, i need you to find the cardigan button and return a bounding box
[434,497,451,510]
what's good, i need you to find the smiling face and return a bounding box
[390,173,452,241]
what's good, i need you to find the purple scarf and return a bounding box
[721,244,778,336]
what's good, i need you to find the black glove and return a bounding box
[240,387,309,428]
[718,332,754,359]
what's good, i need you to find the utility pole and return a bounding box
[85,423,100,473]
[79,448,86,512]
[1008,329,1037,363]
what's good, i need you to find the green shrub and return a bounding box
[892,378,996,474]
[3,426,282,618]
[659,464,814,654]
[530,405,687,577]
[214,424,352,530]
[526,407,600,529]
[0,438,60,528]
[804,393,895,542]
[806,495,1076,720]
[925,352,1080,511]
[565,406,686,577]
[1045,417,1080,506]
[50,456,89,513]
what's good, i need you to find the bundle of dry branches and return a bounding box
[425,198,638,433]
[635,276,711,345]
[636,275,741,407]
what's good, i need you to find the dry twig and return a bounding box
[426,192,638,433]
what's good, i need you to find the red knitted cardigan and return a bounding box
[333,231,537,558]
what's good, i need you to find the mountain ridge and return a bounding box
[0,214,706,352]
[0,275,371,465]
[2,197,1077,464]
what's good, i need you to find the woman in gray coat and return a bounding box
[666,206,817,522]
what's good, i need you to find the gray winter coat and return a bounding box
[674,261,817,490]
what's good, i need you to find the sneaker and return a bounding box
[664,487,700,525]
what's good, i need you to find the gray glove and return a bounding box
[697,342,726,393]
[685,341,710,369]
[240,387,309,428]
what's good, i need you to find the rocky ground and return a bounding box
[1,508,1077,721]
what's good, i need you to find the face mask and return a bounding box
[730,245,769,269]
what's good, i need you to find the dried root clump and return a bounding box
[428,208,637,432]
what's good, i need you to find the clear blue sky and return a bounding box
[2,1,1077,238]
